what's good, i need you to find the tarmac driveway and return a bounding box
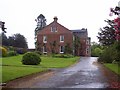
[32,57,109,88]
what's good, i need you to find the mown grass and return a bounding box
[41,56,79,68]
[2,66,47,83]
[1,55,79,68]
[104,63,120,75]
[1,55,79,82]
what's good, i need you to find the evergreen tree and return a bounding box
[35,14,47,49]
[0,32,8,46]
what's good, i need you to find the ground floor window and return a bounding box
[43,46,47,53]
[86,48,89,54]
[60,46,64,53]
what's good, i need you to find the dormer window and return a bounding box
[51,27,57,32]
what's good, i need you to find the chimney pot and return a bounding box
[53,16,58,22]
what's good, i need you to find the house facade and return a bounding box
[71,29,91,56]
[37,17,73,54]
[37,17,91,56]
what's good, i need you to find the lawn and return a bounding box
[1,55,79,68]
[1,55,79,82]
[104,63,120,75]
[2,66,47,83]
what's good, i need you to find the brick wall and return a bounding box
[37,18,73,54]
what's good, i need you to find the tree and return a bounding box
[8,33,28,48]
[0,32,8,46]
[14,34,28,48]
[35,14,47,49]
[110,4,120,64]
[110,5,120,41]
[98,3,120,64]
[91,42,103,57]
[97,19,116,46]
[0,21,7,33]
[8,36,15,46]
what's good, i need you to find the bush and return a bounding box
[34,51,42,55]
[16,48,27,54]
[7,51,17,56]
[98,44,117,63]
[91,47,103,57]
[22,52,41,65]
[53,54,74,58]
[0,46,7,57]
[8,46,14,51]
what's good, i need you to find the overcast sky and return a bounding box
[0,0,119,48]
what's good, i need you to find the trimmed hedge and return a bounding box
[22,52,41,65]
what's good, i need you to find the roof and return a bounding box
[71,29,88,38]
[71,29,87,33]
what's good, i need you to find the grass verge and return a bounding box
[104,63,120,75]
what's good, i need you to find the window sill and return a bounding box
[60,52,64,54]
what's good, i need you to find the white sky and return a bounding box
[0,0,119,48]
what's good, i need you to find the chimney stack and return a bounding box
[53,16,58,22]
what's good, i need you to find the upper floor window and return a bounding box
[51,27,57,32]
[60,35,64,42]
[86,39,90,45]
[43,36,47,43]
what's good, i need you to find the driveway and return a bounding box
[4,57,117,88]
[32,57,109,88]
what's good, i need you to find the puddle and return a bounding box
[62,71,76,76]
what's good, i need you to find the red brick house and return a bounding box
[71,29,91,56]
[37,17,91,56]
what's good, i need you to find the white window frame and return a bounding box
[60,35,64,42]
[86,48,89,54]
[51,27,57,32]
[86,39,89,44]
[60,46,64,53]
[43,36,47,43]
[43,46,47,53]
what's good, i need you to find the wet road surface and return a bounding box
[32,57,109,88]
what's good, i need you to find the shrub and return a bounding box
[7,51,17,56]
[34,51,42,55]
[16,48,27,54]
[98,45,116,63]
[53,54,74,58]
[0,46,7,57]
[8,46,14,51]
[22,52,41,65]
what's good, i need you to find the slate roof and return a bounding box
[71,29,88,38]
[71,29,87,33]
